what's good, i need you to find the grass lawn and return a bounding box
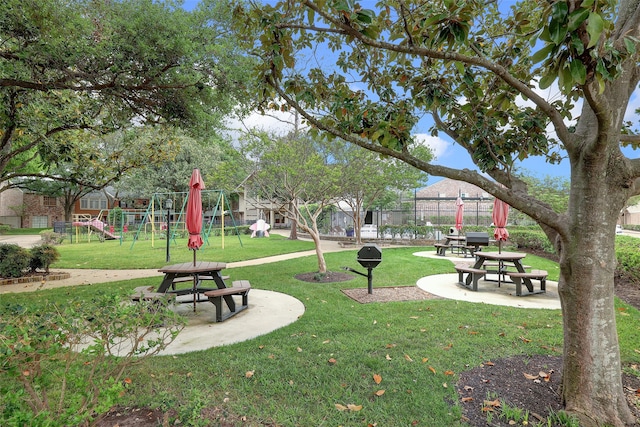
[2,240,639,426]
[51,233,316,269]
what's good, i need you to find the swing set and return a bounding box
[129,190,243,250]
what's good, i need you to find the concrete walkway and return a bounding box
[1,233,560,354]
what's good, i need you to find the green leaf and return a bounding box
[539,73,556,90]
[549,18,568,44]
[360,26,379,38]
[566,8,590,32]
[531,44,555,64]
[569,59,586,85]
[624,37,637,55]
[356,9,375,24]
[551,1,568,21]
[586,12,604,48]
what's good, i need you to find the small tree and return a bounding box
[29,244,60,273]
[246,132,341,273]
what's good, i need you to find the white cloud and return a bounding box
[413,133,450,160]
[223,110,298,142]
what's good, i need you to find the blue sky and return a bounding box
[182,0,640,183]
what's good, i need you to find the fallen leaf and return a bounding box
[509,420,517,425]
[442,383,448,388]
[124,378,132,384]
[524,373,539,380]
[519,336,532,343]
[422,357,429,363]
[322,340,331,344]
[464,385,474,391]
[409,316,419,319]
[385,343,396,348]
[258,345,264,349]
[373,374,382,384]
[428,366,436,374]
[297,347,303,352]
[485,361,495,366]
[328,358,337,365]
[386,354,392,360]
[444,370,454,376]
[404,354,414,362]
[245,371,254,378]
[335,403,348,411]
[484,399,501,407]
[22,370,30,377]
[374,389,385,396]
[347,404,363,411]
[461,397,473,402]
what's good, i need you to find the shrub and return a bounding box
[39,230,65,245]
[614,236,640,280]
[0,224,10,235]
[29,244,60,273]
[0,293,185,427]
[508,228,555,254]
[0,244,31,278]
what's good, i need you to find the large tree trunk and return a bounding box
[557,160,635,426]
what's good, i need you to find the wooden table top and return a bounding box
[158,261,227,274]
[474,251,526,261]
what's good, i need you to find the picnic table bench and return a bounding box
[204,280,251,322]
[454,264,487,291]
[507,270,548,296]
[131,286,176,312]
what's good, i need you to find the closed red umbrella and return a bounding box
[455,197,464,232]
[187,169,205,259]
[186,169,205,311]
[492,197,510,253]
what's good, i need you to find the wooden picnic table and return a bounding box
[462,251,546,296]
[156,261,250,320]
[435,235,471,256]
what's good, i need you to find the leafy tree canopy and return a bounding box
[0,0,253,189]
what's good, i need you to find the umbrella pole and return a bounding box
[193,250,197,311]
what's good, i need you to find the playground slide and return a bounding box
[72,219,119,240]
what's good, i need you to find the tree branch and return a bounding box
[298,0,572,145]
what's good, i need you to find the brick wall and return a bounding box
[22,194,66,228]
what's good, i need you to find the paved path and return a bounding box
[0,231,358,294]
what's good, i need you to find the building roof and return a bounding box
[417,178,492,199]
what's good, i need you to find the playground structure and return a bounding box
[129,190,243,250]
[70,208,141,244]
[71,215,120,242]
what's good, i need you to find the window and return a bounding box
[32,216,48,228]
[80,194,108,210]
[43,196,57,207]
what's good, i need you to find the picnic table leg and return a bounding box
[514,262,534,293]
[157,274,176,293]
[467,258,484,286]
